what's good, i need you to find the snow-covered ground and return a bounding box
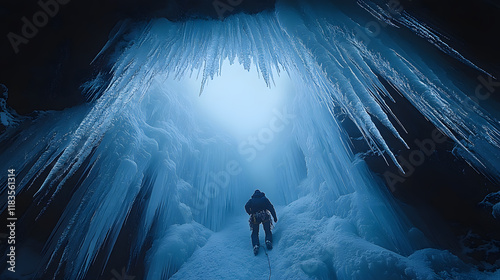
[172,201,500,280]
[170,211,278,280]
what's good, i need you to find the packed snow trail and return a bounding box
[169,198,500,280]
[170,211,282,280]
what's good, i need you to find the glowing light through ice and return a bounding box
[182,59,292,139]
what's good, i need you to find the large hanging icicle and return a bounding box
[357,0,493,78]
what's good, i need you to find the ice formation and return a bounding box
[0,85,22,131]
[1,0,499,279]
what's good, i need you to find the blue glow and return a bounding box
[179,59,292,140]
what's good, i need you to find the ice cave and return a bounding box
[1,0,500,279]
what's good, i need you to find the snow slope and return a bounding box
[170,212,277,280]
[172,200,500,280]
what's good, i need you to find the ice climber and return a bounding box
[245,190,278,256]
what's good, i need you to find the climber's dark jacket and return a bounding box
[245,190,277,222]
